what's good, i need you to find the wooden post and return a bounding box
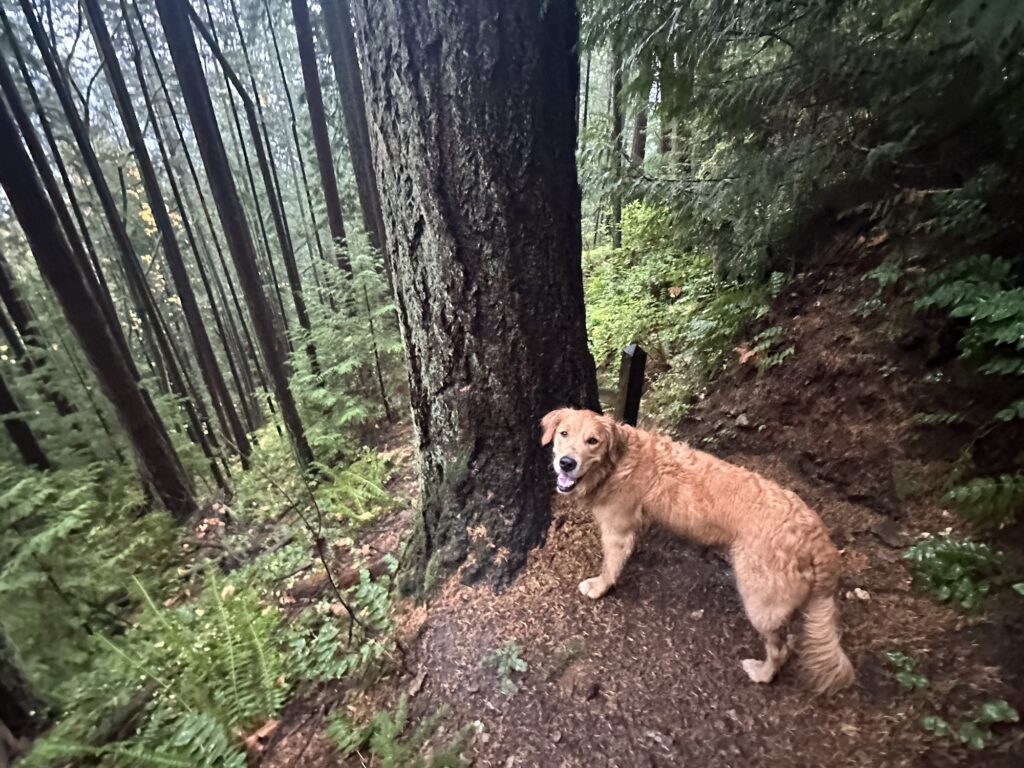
[615,343,646,426]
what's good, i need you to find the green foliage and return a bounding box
[0,460,176,697]
[945,474,1024,529]
[922,700,1020,751]
[903,536,1016,609]
[883,651,929,690]
[584,201,772,420]
[483,641,529,697]
[311,450,396,526]
[24,574,286,767]
[286,557,398,685]
[294,256,403,460]
[326,695,473,767]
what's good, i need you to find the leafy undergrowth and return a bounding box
[11,420,429,768]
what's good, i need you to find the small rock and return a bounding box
[689,608,705,620]
[845,588,871,601]
[408,670,427,697]
[551,731,562,743]
[735,413,752,428]
[871,520,910,549]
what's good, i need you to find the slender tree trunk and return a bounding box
[155,0,313,468]
[611,47,624,249]
[631,107,648,166]
[0,99,196,520]
[351,0,599,588]
[262,0,330,273]
[0,19,126,357]
[581,52,591,131]
[0,625,52,745]
[290,0,350,273]
[323,0,387,259]
[85,0,251,464]
[0,368,51,471]
[188,7,321,375]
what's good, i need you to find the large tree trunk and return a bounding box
[155,0,314,469]
[84,0,252,464]
[0,98,196,521]
[323,0,387,259]
[0,369,50,471]
[290,0,350,272]
[351,0,599,588]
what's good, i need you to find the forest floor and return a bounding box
[262,236,1024,767]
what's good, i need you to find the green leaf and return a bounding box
[976,700,1019,725]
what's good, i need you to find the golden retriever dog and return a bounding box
[541,407,855,694]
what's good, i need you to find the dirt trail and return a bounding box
[264,242,1024,767]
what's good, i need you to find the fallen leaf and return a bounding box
[408,670,428,697]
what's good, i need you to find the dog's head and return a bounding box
[540,408,625,495]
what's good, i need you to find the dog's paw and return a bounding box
[741,658,775,684]
[578,577,608,600]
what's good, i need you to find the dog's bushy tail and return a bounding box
[800,551,855,695]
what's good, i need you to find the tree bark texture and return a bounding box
[350,0,599,588]
[155,0,314,468]
[611,47,624,249]
[0,99,196,520]
[0,626,52,741]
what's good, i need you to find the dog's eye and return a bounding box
[586,437,599,445]
[559,430,568,437]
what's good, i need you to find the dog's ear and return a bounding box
[602,416,627,464]
[540,410,562,446]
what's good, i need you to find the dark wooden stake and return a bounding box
[615,343,646,426]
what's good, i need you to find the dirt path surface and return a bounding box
[264,242,1024,767]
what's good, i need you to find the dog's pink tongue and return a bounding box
[557,472,575,489]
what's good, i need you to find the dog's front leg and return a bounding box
[579,516,636,600]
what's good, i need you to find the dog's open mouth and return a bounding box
[556,472,577,494]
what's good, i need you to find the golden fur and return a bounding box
[541,407,855,695]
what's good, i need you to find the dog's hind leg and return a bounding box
[734,549,808,685]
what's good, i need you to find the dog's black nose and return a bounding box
[559,456,577,472]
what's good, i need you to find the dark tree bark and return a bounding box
[323,0,387,259]
[351,0,599,588]
[0,98,196,520]
[611,47,624,249]
[84,0,252,463]
[0,626,52,744]
[290,0,350,273]
[0,368,50,470]
[155,0,313,468]
[631,107,648,166]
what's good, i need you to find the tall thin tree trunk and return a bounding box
[351,0,599,588]
[290,0,350,273]
[262,0,330,273]
[85,0,251,464]
[631,107,648,166]
[155,0,313,468]
[188,7,321,375]
[0,368,51,471]
[323,0,387,260]
[581,52,591,131]
[0,98,196,520]
[611,47,624,249]
[0,625,52,745]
